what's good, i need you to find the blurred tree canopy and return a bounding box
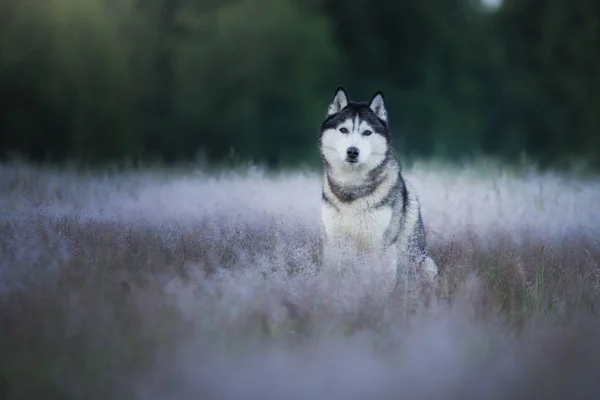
[0,0,599,170]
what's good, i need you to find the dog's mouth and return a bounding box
[345,158,359,165]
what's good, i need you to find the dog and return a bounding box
[318,87,438,291]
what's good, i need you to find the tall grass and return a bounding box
[1,160,599,399]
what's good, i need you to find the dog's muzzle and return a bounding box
[346,146,359,163]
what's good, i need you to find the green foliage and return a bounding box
[0,0,140,163]
[0,0,599,170]
[491,0,600,168]
[173,0,341,166]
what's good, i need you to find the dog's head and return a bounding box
[319,87,390,172]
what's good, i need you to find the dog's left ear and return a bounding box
[369,91,387,122]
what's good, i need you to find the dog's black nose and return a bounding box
[347,146,359,160]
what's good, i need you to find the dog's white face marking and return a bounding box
[320,116,388,175]
[321,88,390,181]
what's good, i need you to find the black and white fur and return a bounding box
[318,87,438,289]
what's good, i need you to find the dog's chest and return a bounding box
[322,204,392,252]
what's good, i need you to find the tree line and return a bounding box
[1,0,599,170]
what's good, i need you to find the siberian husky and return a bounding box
[318,87,438,292]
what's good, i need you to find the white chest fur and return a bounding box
[321,168,398,253]
[321,203,392,253]
[320,202,398,293]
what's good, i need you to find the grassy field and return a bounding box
[1,160,600,399]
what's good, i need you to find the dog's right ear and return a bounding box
[327,87,349,116]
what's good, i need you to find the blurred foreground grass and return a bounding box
[1,160,599,399]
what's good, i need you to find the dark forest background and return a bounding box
[1,0,599,170]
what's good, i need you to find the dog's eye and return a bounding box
[363,130,372,136]
[339,127,349,134]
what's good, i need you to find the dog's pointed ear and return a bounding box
[369,91,387,122]
[327,87,349,116]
